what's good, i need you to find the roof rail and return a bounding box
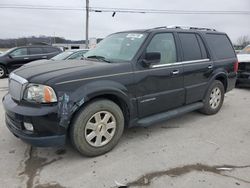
[152,25,216,31]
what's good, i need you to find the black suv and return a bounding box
[0,45,62,78]
[3,26,238,156]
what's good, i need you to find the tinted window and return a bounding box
[179,33,202,61]
[205,34,235,59]
[196,35,208,59]
[146,33,177,64]
[44,47,59,53]
[29,47,43,55]
[10,48,28,57]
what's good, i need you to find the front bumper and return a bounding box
[3,94,66,147]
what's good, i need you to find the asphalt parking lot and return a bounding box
[0,78,249,188]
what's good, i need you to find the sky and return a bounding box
[0,0,249,43]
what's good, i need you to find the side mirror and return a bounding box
[8,54,13,59]
[142,52,161,67]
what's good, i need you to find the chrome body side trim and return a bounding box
[151,59,210,68]
[55,59,210,85]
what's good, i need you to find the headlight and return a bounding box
[23,84,57,103]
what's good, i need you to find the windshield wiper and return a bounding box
[86,55,111,63]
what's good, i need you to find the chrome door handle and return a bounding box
[24,57,29,60]
[172,70,180,75]
[208,65,214,69]
[42,56,47,58]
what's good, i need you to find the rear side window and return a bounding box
[205,34,235,59]
[44,47,59,53]
[196,35,208,59]
[29,47,43,55]
[179,33,202,61]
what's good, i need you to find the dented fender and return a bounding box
[57,80,132,128]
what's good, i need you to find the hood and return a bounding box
[22,59,50,67]
[237,54,250,63]
[14,59,110,84]
[0,55,6,61]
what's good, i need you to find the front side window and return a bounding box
[179,33,202,61]
[10,48,28,57]
[146,33,177,64]
[84,32,147,62]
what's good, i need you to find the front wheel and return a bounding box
[0,65,7,79]
[70,99,124,157]
[200,80,225,115]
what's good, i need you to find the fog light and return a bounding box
[24,122,34,132]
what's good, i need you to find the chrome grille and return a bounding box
[9,73,28,101]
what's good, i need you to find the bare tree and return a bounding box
[237,35,250,47]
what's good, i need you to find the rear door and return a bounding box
[28,47,45,62]
[43,47,61,58]
[178,32,213,104]
[136,32,185,118]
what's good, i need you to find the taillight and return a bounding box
[234,61,239,72]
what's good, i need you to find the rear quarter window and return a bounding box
[44,47,60,53]
[205,34,235,59]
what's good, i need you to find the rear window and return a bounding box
[205,34,235,59]
[179,33,203,61]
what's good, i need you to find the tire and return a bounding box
[0,65,7,79]
[200,80,225,115]
[70,99,124,157]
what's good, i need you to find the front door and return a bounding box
[9,48,29,69]
[135,32,185,118]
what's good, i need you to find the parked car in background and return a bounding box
[52,49,89,60]
[237,45,250,87]
[0,45,62,78]
[24,49,89,67]
[3,26,237,156]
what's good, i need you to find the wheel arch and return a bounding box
[67,81,132,129]
[214,74,228,92]
[203,72,228,100]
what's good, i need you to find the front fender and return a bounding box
[57,80,131,127]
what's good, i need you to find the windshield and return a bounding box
[239,45,250,54]
[0,48,15,56]
[51,51,74,60]
[84,32,147,62]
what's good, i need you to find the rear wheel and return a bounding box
[200,80,225,115]
[70,99,124,157]
[0,65,7,79]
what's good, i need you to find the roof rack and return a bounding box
[152,25,217,31]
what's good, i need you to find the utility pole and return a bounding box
[85,0,89,49]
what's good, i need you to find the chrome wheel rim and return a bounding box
[0,67,4,77]
[85,111,116,147]
[209,87,221,109]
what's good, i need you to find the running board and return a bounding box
[137,102,204,127]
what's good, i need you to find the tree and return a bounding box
[237,35,250,48]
